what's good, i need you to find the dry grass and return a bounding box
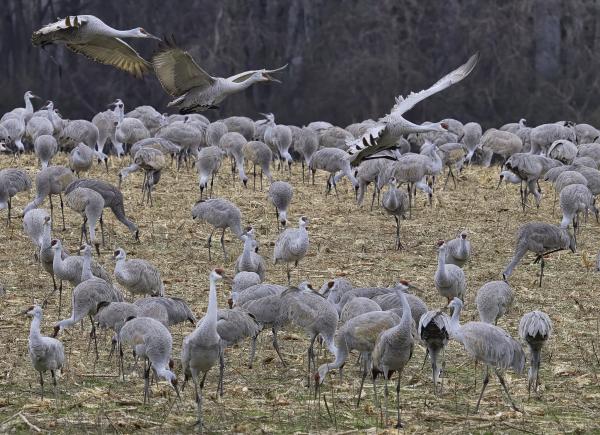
[0,153,599,434]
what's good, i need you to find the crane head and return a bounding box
[136,27,161,40]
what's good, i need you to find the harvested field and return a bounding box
[0,153,599,433]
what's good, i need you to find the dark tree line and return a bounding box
[2,0,599,128]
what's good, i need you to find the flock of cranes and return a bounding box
[0,12,594,432]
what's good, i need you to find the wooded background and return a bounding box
[1,0,597,128]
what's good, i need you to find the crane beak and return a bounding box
[146,33,162,41]
[262,73,281,83]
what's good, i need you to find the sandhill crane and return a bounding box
[268,181,293,229]
[444,231,471,267]
[27,115,53,143]
[355,158,391,209]
[114,116,150,156]
[32,15,159,78]
[559,184,597,242]
[65,179,139,240]
[191,198,243,261]
[157,119,203,168]
[320,277,353,310]
[50,239,112,314]
[339,297,381,323]
[235,229,266,280]
[61,119,101,155]
[0,117,25,153]
[502,222,575,286]
[379,153,435,217]
[371,289,414,428]
[92,100,121,154]
[548,140,577,164]
[23,166,75,230]
[447,298,525,411]
[475,281,514,325]
[95,301,140,352]
[372,288,428,330]
[223,116,255,140]
[294,127,319,182]
[119,146,167,205]
[205,121,228,147]
[3,91,38,124]
[437,142,467,188]
[573,156,598,169]
[479,129,523,167]
[65,186,105,253]
[242,140,273,190]
[519,311,553,396]
[281,283,339,385]
[69,143,96,177]
[418,310,450,394]
[382,177,409,250]
[241,291,288,367]
[504,153,561,211]
[181,268,225,429]
[34,135,58,169]
[274,216,309,283]
[24,305,65,400]
[315,310,400,401]
[0,168,31,225]
[53,244,123,357]
[309,147,358,195]
[231,283,286,308]
[151,37,287,113]
[434,240,466,304]
[462,122,482,163]
[134,296,196,326]
[232,271,261,293]
[264,121,293,172]
[119,316,179,403]
[219,132,248,186]
[113,247,164,298]
[346,53,478,162]
[216,307,260,395]
[126,105,165,134]
[197,146,225,199]
[529,123,576,155]
[130,137,180,160]
[23,208,50,258]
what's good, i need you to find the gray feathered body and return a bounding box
[339,297,381,324]
[273,222,309,264]
[191,198,243,237]
[475,280,514,324]
[0,168,31,207]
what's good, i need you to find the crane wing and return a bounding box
[66,37,151,79]
[382,52,479,121]
[31,15,88,45]
[151,40,215,97]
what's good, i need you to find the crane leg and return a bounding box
[260,169,263,191]
[383,376,389,427]
[58,280,63,318]
[475,366,490,412]
[49,195,54,229]
[495,368,520,411]
[311,169,316,186]
[253,165,257,191]
[272,327,286,366]
[539,257,545,287]
[6,197,11,226]
[218,348,225,397]
[210,173,215,198]
[59,193,65,231]
[248,334,258,369]
[302,161,305,184]
[307,334,318,387]
[395,376,403,428]
[407,183,413,219]
[143,359,151,404]
[51,369,58,402]
[356,362,368,408]
[207,229,215,261]
[220,227,228,261]
[286,263,291,285]
[39,372,44,400]
[99,213,105,246]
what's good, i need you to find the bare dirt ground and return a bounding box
[0,153,599,434]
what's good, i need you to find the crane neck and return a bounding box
[201,275,219,332]
[29,312,43,341]
[52,246,65,274]
[81,250,94,281]
[24,94,33,115]
[436,247,448,276]
[448,301,463,338]
[226,75,261,93]
[397,289,412,330]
